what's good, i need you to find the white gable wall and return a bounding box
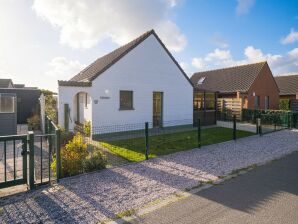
[90,34,193,131]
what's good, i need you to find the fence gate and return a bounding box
[0,129,60,190]
[33,133,57,186]
[0,134,28,188]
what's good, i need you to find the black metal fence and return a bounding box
[59,117,256,174]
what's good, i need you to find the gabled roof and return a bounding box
[60,29,192,86]
[13,84,25,88]
[275,74,298,96]
[190,61,267,93]
[0,79,13,88]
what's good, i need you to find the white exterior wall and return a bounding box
[58,86,92,130]
[90,35,193,132]
[58,34,193,133]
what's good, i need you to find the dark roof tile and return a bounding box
[275,75,298,96]
[190,62,267,93]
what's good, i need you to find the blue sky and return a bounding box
[0,0,298,91]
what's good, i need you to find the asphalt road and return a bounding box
[132,151,298,224]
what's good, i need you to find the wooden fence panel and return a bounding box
[217,98,243,120]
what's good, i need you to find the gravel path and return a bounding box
[1,129,298,223]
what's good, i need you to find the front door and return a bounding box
[153,92,163,127]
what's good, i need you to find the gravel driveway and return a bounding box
[1,129,298,223]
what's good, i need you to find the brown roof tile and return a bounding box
[275,75,298,96]
[190,61,267,93]
[58,81,92,87]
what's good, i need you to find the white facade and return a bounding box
[58,34,193,133]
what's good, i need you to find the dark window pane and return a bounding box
[205,100,215,110]
[120,91,133,110]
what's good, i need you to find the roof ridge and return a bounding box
[274,74,298,78]
[193,61,267,75]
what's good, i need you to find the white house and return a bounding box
[58,30,193,133]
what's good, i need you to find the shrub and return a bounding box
[279,99,290,110]
[27,114,40,130]
[60,128,75,147]
[51,132,106,177]
[83,121,91,136]
[41,89,58,123]
[83,149,106,172]
[52,133,88,177]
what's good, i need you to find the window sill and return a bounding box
[119,108,134,111]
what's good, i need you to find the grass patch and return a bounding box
[99,127,254,162]
[116,209,136,219]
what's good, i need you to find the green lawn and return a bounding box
[100,127,254,162]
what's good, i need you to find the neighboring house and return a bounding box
[58,30,193,132]
[0,79,14,88]
[0,79,41,124]
[191,61,280,110]
[274,75,298,100]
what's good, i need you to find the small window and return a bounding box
[197,77,206,85]
[0,94,14,113]
[85,93,88,108]
[264,96,269,110]
[254,96,260,109]
[120,90,133,110]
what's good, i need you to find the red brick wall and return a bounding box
[247,63,279,109]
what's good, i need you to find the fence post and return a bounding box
[55,128,61,181]
[49,122,53,152]
[257,118,262,136]
[197,118,201,148]
[45,116,48,134]
[28,131,35,190]
[233,115,236,140]
[145,122,149,160]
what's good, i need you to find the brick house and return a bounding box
[190,62,280,110]
[274,75,298,100]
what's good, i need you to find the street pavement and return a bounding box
[132,151,298,224]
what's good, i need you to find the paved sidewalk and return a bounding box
[132,151,298,224]
[0,130,298,223]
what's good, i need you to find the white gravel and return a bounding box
[1,129,298,223]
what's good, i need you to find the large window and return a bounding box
[194,91,215,110]
[0,94,15,113]
[205,92,215,110]
[120,90,133,110]
[264,96,269,110]
[194,92,204,110]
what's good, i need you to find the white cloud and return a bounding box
[191,46,298,75]
[205,49,231,61]
[281,28,298,44]
[46,57,86,80]
[210,33,228,48]
[32,0,186,52]
[191,58,205,70]
[236,0,255,15]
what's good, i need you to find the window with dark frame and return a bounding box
[265,96,269,110]
[120,90,133,110]
[193,91,215,111]
[85,93,88,108]
[254,95,260,109]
